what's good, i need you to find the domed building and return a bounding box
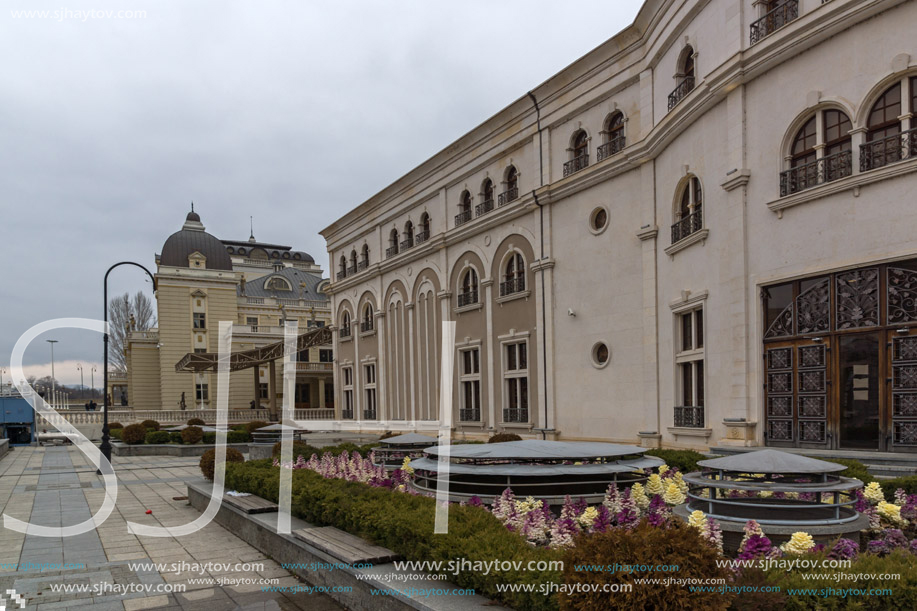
[124,209,333,416]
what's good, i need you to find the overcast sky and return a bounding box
[0,0,643,387]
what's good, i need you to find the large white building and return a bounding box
[320,0,917,454]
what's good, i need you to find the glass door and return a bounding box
[838,333,880,450]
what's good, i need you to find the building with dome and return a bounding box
[124,210,333,414]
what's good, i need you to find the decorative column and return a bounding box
[482,279,496,430]
[406,302,416,423]
[268,359,277,421]
[531,258,556,437]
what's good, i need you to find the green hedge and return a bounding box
[109,428,123,441]
[169,432,183,444]
[145,431,171,444]
[644,449,712,473]
[224,461,561,610]
[881,475,917,497]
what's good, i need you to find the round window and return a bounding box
[589,207,609,234]
[592,342,610,368]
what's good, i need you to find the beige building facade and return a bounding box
[321,0,917,453]
[125,211,333,414]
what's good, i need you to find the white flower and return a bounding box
[863,482,885,504]
[688,510,706,529]
[663,482,686,505]
[780,531,815,555]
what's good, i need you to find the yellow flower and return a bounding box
[515,496,543,514]
[578,506,599,527]
[673,472,689,495]
[646,474,665,497]
[877,501,905,524]
[631,483,650,509]
[401,456,414,475]
[657,464,670,475]
[688,510,706,529]
[758,490,773,498]
[780,531,815,555]
[664,482,686,505]
[864,482,885,504]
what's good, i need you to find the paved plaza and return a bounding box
[0,446,342,610]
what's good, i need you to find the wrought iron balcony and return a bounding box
[336,271,346,281]
[668,77,695,111]
[459,408,481,422]
[750,0,799,45]
[341,409,354,420]
[597,136,626,162]
[475,199,494,217]
[360,320,374,333]
[498,186,519,206]
[563,154,589,177]
[400,237,414,251]
[671,209,703,244]
[415,230,430,244]
[346,265,357,275]
[503,408,529,423]
[780,150,852,196]
[385,245,398,259]
[339,325,351,338]
[457,289,478,308]
[357,260,369,271]
[860,127,917,172]
[499,276,525,297]
[363,409,377,420]
[455,209,472,227]
[674,405,705,428]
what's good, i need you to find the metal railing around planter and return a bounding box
[360,320,374,333]
[475,199,494,217]
[414,230,430,244]
[597,136,626,162]
[499,276,525,297]
[385,245,398,259]
[503,408,529,423]
[455,209,472,227]
[498,187,518,206]
[780,150,852,196]
[457,289,478,307]
[671,209,703,244]
[860,127,917,172]
[459,408,481,422]
[674,406,705,428]
[400,238,414,251]
[563,154,589,177]
[750,0,799,45]
[668,76,695,111]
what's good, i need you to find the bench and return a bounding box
[37,434,71,446]
[223,493,278,514]
[293,527,399,565]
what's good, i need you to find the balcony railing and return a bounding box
[563,154,589,177]
[339,325,351,338]
[475,199,495,217]
[400,237,414,251]
[457,289,478,307]
[597,136,626,162]
[671,209,703,244]
[341,409,354,420]
[674,405,705,428]
[780,150,852,196]
[385,245,398,259]
[336,271,346,280]
[415,229,430,244]
[860,127,917,172]
[357,260,369,271]
[668,77,695,111]
[455,209,472,227]
[750,0,799,45]
[503,408,529,423]
[459,408,481,422]
[498,186,518,206]
[360,320,374,333]
[296,362,333,373]
[347,265,357,275]
[499,276,525,297]
[363,409,377,420]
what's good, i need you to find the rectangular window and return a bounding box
[675,309,705,428]
[246,316,258,326]
[341,366,353,419]
[343,366,353,386]
[194,348,206,354]
[259,383,269,400]
[363,364,377,419]
[196,383,209,401]
[324,382,334,408]
[193,313,206,329]
[298,349,310,362]
[503,341,529,423]
[319,349,333,363]
[460,348,481,421]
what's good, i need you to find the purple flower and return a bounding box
[592,505,612,534]
[829,538,859,560]
[467,496,483,507]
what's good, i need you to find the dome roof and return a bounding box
[159,211,233,271]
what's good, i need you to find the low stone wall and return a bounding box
[111,442,251,457]
[0,439,9,460]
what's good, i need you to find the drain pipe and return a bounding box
[528,91,550,440]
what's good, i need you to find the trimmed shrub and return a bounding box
[140,419,160,431]
[199,448,245,481]
[644,449,711,473]
[169,432,184,444]
[227,431,250,444]
[561,520,733,611]
[812,457,875,484]
[231,424,248,432]
[187,417,206,426]
[272,441,321,461]
[145,431,171,445]
[181,426,203,444]
[881,475,917,497]
[487,433,522,443]
[224,461,561,610]
[202,432,217,445]
[121,424,147,445]
[109,428,123,441]
[245,420,270,434]
[108,422,124,430]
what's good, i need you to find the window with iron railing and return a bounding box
[399,237,414,251]
[360,320,374,333]
[498,186,518,206]
[460,348,481,422]
[339,324,351,338]
[671,176,703,244]
[780,150,852,196]
[347,265,357,275]
[503,340,529,423]
[668,76,695,111]
[597,136,625,162]
[385,245,398,259]
[455,209,472,227]
[475,199,494,217]
[336,270,346,280]
[750,0,799,45]
[861,127,917,172]
[675,309,705,428]
[414,230,430,244]
[457,289,478,308]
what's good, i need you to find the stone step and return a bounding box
[863,463,917,478]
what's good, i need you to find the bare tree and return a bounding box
[109,291,156,372]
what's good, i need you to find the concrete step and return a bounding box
[863,463,917,478]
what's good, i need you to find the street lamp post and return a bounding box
[77,363,84,401]
[91,366,97,400]
[46,339,58,408]
[100,262,156,473]
[0,367,6,395]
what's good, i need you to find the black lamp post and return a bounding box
[99,262,156,473]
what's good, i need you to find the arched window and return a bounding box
[402,220,414,250]
[780,109,852,196]
[455,190,473,227]
[349,250,357,274]
[862,78,917,171]
[359,244,370,271]
[564,130,590,177]
[500,252,526,297]
[340,311,352,338]
[500,166,519,205]
[458,268,479,307]
[669,46,696,111]
[598,112,626,161]
[671,177,703,244]
[386,228,399,258]
[416,212,431,244]
[361,303,374,332]
[477,179,495,216]
[338,255,347,280]
[266,276,292,291]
